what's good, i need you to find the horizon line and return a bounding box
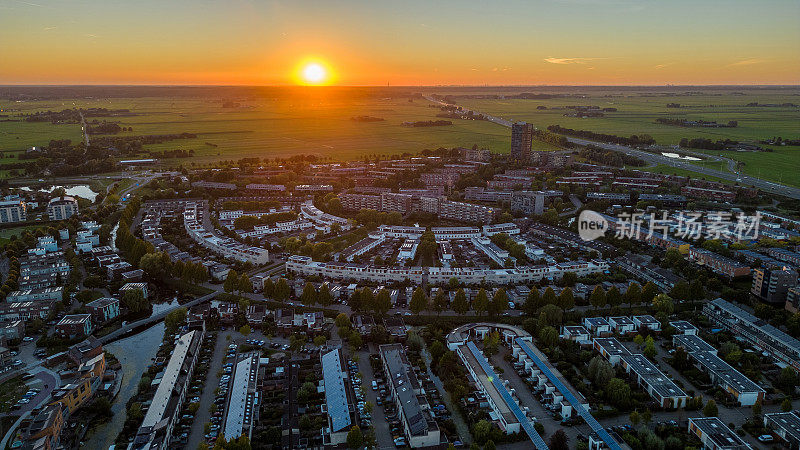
[1,83,800,88]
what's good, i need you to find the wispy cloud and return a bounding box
[544,57,601,65]
[86,34,98,38]
[13,0,44,6]
[727,58,767,67]
[43,26,57,31]
[654,63,672,70]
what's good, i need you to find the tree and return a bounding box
[625,282,641,308]
[313,335,326,347]
[752,400,762,418]
[474,288,489,316]
[641,282,658,304]
[588,356,614,387]
[346,426,363,449]
[776,366,798,394]
[349,332,362,351]
[472,419,492,445]
[643,335,656,359]
[630,410,640,427]
[317,284,333,307]
[300,282,317,305]
[606,286,622,308]
[489,288,508,316]
[523,288,541,315]
[452,289,469,315]
[590,286,606,311]
[448,277,460,289]
[484,441,496,450]
[606,378,632,409]
[122,289,148,314]
[562,271,577,287]
[374,289,391,315]
[224,270,240,293]
[688,278,705,301]
[410,287,429,315]
[262,277,274,297]
[558,287,575,311]
[432,290,446,316]
[669,281,690,300]
[239,324,251,336]
[782,398,793,412]
[652,294,675,316]
[483,331,500,356]
[335,313,350,328]
[538,326,558,348]
[139,252,169,279]
[238,274,253,294]
[542,286,557,306]
[540,304,563,327]
[164,307,187,334]
[274,278,290,301]
[548,429,569,450]
[703,399,718,417]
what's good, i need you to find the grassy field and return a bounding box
[1,96,513,166]
[628,164,730,184]
[452,87,800,186]
[0,224,48,246]
[2,87,797,186]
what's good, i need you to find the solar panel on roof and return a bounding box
[465,342,548,450]
[515,338,622,450]
[321,349,351,433]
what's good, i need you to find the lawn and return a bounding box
[453,87,800,186]
[0,375,26,414]
[628,164,730,184]
[0,224,49,246]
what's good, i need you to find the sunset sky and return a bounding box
[1,0,798,85]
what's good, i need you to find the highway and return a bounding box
[424,96,800,200]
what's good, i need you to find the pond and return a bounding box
[20,184,99,202]
[661,152,702,161]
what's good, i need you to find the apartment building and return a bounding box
[55,314,93,339]
[47,196,79,221]
[379,344,440,447]
[688,248,752,278]
[339,193,381,211]
[0,300,54,322]
[321,348,358,446]
[763,411,800,449]
[86,297,120,323]
[690,351,765,406]
[704,298,800,371]
[133,331,203,449]
[5,286,63,303]
[681,186,736,202]
[0,199,26,223]
[688,417,751,450]
[222,353,260,441]
[464,187,512,203]
[751,266,798,304]
[438,200,495,223]
[618,354,689,408]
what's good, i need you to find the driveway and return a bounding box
[491,347,590,444]
[354,345,394,449]
[185,331,229,450]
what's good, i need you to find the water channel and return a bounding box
[80,322,165,449]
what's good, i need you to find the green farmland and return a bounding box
[0,96,513,165]
[451,87,800,186]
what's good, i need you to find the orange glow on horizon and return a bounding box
[293,58,335,86]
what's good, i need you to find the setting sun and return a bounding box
[296,60,333,85]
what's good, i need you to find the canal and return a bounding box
[81,322,164,449]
